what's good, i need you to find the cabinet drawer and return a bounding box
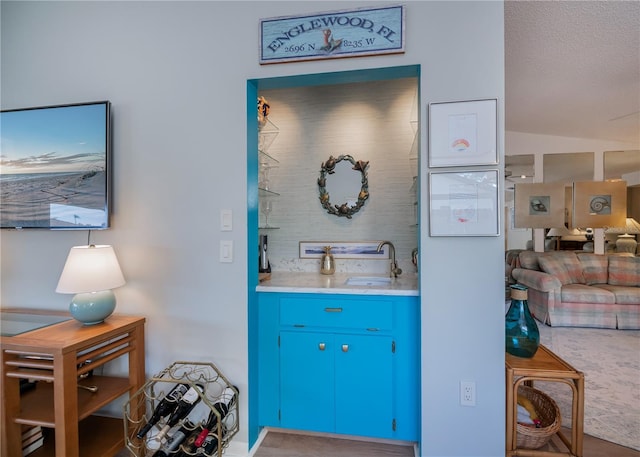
[280,297,393,330]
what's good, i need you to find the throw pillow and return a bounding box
[538,256,573,285]
[608,256,640,287]
[519,251,541,271]
[577,253,608,285]
[551,252,586,284]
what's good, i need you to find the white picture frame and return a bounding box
[429,170,500,236]
[428,98,498,168]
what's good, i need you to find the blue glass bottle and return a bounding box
[505,284,540,358]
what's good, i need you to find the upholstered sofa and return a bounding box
[511,251,640,329]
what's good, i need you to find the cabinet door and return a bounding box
[258,292,280,427]
[279,331,335,432]
[335,334,393,438]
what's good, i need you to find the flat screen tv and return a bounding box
[1,101,112,229]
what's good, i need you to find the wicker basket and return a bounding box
[516,385,562,449]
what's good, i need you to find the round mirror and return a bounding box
[318,154,369,218]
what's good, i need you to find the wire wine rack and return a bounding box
[124,361,239,456]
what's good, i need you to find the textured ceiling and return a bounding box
[505,1,640,145]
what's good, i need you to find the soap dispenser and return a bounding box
[320,246,336,275]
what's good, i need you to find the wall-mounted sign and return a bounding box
[260,5,405,65]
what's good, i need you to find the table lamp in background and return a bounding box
[547,226,571,250]
[56,245,126,325]
[606,218,640,254]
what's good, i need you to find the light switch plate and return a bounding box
[220,209,232,231]
[220,240,233,263]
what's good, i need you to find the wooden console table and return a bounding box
[506,344,584,457]
[1,311,145,457]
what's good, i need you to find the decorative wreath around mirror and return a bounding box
[317,154,369,219]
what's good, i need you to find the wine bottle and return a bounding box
[137,383,189,439]
[193,386,237,447]
[150,420,196,457]
[200,430,222,455]
[155,384,205,440]
[172,426,204,457]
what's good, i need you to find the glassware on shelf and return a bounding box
[258,119,279,152]
[261,199,274,228]
[258,164,272,191]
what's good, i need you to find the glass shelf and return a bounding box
[259,150,279,165]
[259,188,280,197]
[409,120,418,159]
[258,119,279,153]
[258,117,279,230]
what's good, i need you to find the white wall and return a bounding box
[417,3,504,456]
[1,2,505,455]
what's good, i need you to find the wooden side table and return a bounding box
[1,311,145,457]
[506,344,584,457]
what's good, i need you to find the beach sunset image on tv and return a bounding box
[0,101,111,229]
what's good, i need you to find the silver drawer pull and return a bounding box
[324,307,343,313]
[342,344,349,352]
[318,342,326,351]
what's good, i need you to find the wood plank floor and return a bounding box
[251,431,414,457]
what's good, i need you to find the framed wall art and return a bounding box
[299,241,388,259]
[513,182,566,228]
[429,170,500,236]
[260,5,405,65]
[428,98,498,168]
[573,180,627,228]
[1,101,112,230]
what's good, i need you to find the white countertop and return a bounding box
[256,272,419,296]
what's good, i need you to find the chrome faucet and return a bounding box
[377,241,402,278]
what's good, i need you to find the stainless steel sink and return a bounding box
[345,276,392,286]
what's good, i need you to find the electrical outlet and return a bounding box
[460,381,476,406]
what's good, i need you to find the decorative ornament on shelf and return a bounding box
[257,96,270,130]
[56,244,126,325]
[505,285,540,358]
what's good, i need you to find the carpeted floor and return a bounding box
[537,324,640,451]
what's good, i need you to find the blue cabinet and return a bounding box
[257,292,419,441]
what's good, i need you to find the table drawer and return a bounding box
[280,297,393,330]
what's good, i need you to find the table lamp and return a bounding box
[56,245,126,325]
[547,227,571,250]
[606,218,640,254]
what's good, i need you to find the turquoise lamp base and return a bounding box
[69,290,116,325]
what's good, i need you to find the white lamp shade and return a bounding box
[547,227,571,237]
[605,218,640,235]
[56,245,125,294]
